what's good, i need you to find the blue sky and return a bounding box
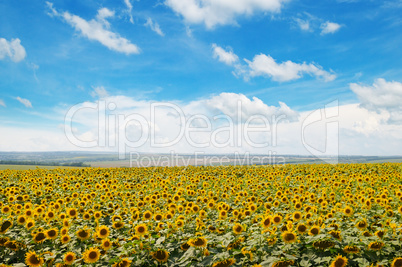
[1,0,402,156]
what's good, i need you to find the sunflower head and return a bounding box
[101,238,112,250]
[83,247,100,264]
[0,220,13,234]
[343,245,359,254]
[25,251,44,267]
[391,257,402,267]
[76,228,91,241]
[281,231,297,244]
[112,258,132,267]
[189,236,207,247]
[97,225,110,239]
[313,239,335,250]
[272,260,294,267]
[233,223,244,235]
[135,224,148,236]
[211,258,236,267]
[308,226,320,236]
[33,232,46,243]
[151,249,169,263]
[329,254,348,267]
[63,252,76,265]
[45,228,58,240]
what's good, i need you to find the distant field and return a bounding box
[0,164,83,170]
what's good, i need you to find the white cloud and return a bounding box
[294,18,311,31]
[165,0,288,29]
[16,97,33,108]
[144,18,165,36]
[320,21,342,35]
[212,45,336,82]
[350,78,402,123]
[245,54,336,82]
[91,86,109,98]
[0,38,26,62]
[212,44,239,66]
[4,91,402,156]
[0,99,5,107]
[123,0,134,23]
[46,2,140,54]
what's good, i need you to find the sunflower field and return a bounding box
[1,163,402,266]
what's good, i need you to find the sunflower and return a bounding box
[356,219,367,230]
[272,260,294,267]
[151,249,169,263]
[97,225,110,239]
[292,211,302,221]
[175,219,184,228]
[189,236,208,248]
[113,221,124,230]
[154,213,163,221]
[5,241,20,251]
[211,258,236,267]
[60,235,71,244]
[282,231,297,244]
[233,223,244,235]
[45,228,58,240]
[67,208,78,218]
[76,227,91,241]
[180,241,190,251]
[375,230,385,239]
[272,214,282,224]
[296,223,307,234]
[391,257,402,267]
[26,219,35,230]
[83,247,101,263]
[33,232,46,243]
[101,238,112,250]
[112,258,132,267]
[17,215,27,225]
[63,252,76,265]
[1,205,11,214]
[343,206,353,216]
[25,251,44,267]
[368,241,384,251]
[94,211,102,220]
[308,226,320,236]
[343,245,359,254]
[0,220,12,234]
[261,216,271,228]
[143,210,153,220]
[219,210,228,219]
[135,224,148,236]
[329,254,348,267]
[329,230,342,240]
[313,240,335,250]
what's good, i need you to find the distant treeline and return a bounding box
[0,160,90,167]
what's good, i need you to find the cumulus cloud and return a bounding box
[245,54,336,82]
[16,97,33,108]
[4,93,402,156]
[0,99,5,107]
[91,86,109,98]
[320,21,342,35]
[46,2,140,54]
[144,18,165,36]
[350,78,402,123]
[123,0,134,23]
[0,38,26,62]
[165,0,288,29]
[212,44,336,82]
[212,44,239,66]
[294,18,311,31]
